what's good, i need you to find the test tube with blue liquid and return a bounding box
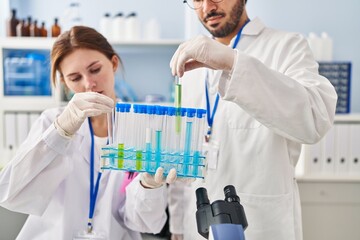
[183,108,196,176]
[164,106,176,171]
[154,106,165,169]
[192,109,206,176]
[145,105,155,171]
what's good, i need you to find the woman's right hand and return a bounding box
[54,92,114,137]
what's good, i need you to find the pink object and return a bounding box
[120,172,138,193]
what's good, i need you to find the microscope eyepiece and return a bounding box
[224,185,240,203]
[196,187,210,209]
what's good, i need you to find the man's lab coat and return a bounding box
[168,17,337,240]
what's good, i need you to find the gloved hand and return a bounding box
[170,35,237,77]
[171,234,184,240]
[140,167,176,189]
[140,167,195,189]
[54,92,114,137]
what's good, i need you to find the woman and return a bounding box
[0,26,168,240]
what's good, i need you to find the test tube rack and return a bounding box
[100,103,207,178]
[101,146,206,178]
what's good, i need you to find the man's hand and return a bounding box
[170,35,237,77]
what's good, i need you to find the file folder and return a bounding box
[349,124,360,175]
[4,113,17,150]
[16,113,30,147]
[334,124,350,174]
[322,126,335,174]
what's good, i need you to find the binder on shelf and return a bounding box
[318,62,351,114]
[29,112,41,128]
[16,113,30,147]
[4,113,17,151]
[334,124,350,174]
[322,126,335,174]
[304,139,324,175]
[349,124,360,175]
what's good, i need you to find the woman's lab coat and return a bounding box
[0,108,167,240]
[168,18,337,240]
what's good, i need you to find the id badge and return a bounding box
[203,140,219,170]
[73,230,107,240]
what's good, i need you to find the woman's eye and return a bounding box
[90,67,101,74]
[70,76,81,82]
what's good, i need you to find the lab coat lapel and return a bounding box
[242,17,265,36]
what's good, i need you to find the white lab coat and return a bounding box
[0,107,167,240]
[168,18,337,240]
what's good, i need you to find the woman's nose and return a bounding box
[85,77,97,91]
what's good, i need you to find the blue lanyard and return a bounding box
[87,118,102,233]
[205,19,250,142]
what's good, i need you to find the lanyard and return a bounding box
[87,118,102,233]
[205,19,250,142]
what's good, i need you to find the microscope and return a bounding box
[195,185,248,240]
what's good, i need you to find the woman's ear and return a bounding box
[111,55,119,72]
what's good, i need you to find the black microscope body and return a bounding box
[195,185,248,239]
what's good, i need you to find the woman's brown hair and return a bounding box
[50,25,123,86]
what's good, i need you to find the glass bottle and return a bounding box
[40,22,48,37]
[16,19,26,37]
[6,9,19,36]
[51,18,61,37]
[23,16,32,37]
[30,20,41,37]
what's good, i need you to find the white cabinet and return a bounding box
[297,115,360,179]
[298,178,360,240]
[0,37,181,167]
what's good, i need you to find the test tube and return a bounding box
[164,107,176,172]
[107,108,115,167]
[133,104,145,171]
[192,109,206,177]
[154,105,165,169]
[145,105,155,171]
[183,108,196,176]
[115,103,129,169]
[174,76,182,134]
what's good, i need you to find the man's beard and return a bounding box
[201,1,244,38]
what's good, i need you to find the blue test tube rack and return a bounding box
[101,103,207,179]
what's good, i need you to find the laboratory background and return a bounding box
[0,0,360,239]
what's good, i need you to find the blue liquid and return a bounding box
[183,122,193,176]
[146,142,152,171]
[155,130,162,169]
[193,151,200,177]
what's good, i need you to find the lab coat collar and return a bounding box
[242,17,266,36]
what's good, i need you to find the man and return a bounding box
[168,0,337,240]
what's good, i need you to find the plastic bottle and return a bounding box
[307,32,321,61]
[320,32,333,62]
[62,2,82,31]
[125,12,141,40]
[51,18,61,37]
[144,18,161,41]
[6,9,20,37]
[40,22,48,37]
[99,13,112,40]
[112,12,125,42]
